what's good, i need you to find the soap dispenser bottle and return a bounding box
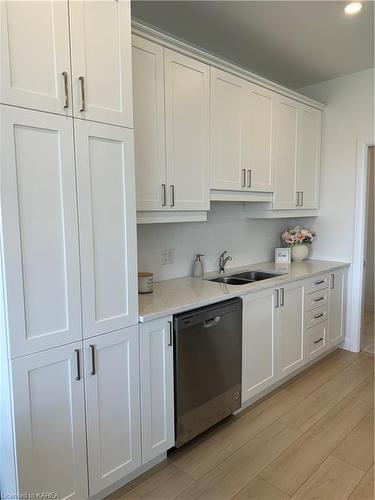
[193,254,205,277]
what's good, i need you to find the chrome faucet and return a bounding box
[219,251,232,274]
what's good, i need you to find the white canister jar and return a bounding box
[138,272,154,294]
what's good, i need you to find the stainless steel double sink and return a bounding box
[208,270,285,285]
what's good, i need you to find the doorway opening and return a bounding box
[361,145,374,354]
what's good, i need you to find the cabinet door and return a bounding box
[210,68,244,191]
[165,49,210,211]
[70,0,133,127]
[243,84,274,192]
[273,98,298,209]
[328,269,347,346]
[242,289,278,402]
[75,120,138,337]
[296,106,321,209]
[0,0,72,114]
[278,281,305,377]
[1,107,81,358]
[84,327,141,495]
[132,35,166,211]
[12,343,88,499]
[140,317,175,463]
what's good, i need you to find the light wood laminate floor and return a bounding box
[362,311,374,355]
[107,349,374,500]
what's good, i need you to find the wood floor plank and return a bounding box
[354,375,375,404]
[232,477,290,500]
[175,422,302,500]
[280,355,374,433]
[349,466,375,500]
[284,349,360,397]
[260,395,372,495]
[332,410,374,471]
[171,389,303,480]
[291,456,365,500]
[114,464,194,499]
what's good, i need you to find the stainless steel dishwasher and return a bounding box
[173,297,242,447]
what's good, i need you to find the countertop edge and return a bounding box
[138,261,350,323]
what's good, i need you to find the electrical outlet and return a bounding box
[161,248,175,265]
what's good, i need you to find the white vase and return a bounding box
[291,244,309,262]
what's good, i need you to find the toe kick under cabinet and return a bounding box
[241,267,347,404]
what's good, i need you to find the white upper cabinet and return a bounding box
[242,84,274,192]
[273,97,322,210]
[0,0,72,115]
[70,0,133,127]
[12,343,88,499]
[140,317,175,463]
[278,281,305,377]
[165,49,210,211]
[273,98,298,209]
[328,269,347,346]
[84,327,141,495]
[75,120,138,338]
[1,106,82,358]
[132,36,166,211]
[242,288,278,403]
[211,68,274,193]
[296,105,321,209]
[210,69,244,191]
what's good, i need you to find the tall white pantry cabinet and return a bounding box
[0,1,141,498]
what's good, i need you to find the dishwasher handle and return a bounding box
[203,316,221,328]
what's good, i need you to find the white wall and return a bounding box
[365,146,374,312]
[137,203,307,281]
[300,68,374,349]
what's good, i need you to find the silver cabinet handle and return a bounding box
[313,337,324,344]
[170,185,175,207]
[314,280,325,285]
[313,312,324,319]
[247,169,252,188]
[242,169,246,188]
[62,71,69,108]
[275,289,279,308]
[280,288,285,307]
[314,296,325,302]
[330,273,335,289]
[161,184,166,207]
[75,349,81,381]
[90,344,96,375]
[79,76,86,112]
[300,191,304,207]
[168,320,173,346]
[296,192,300,207]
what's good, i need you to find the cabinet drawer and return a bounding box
[305,305,328,330]
[306,288,329,311]
[305,274,329,295]
[305,322,327,360]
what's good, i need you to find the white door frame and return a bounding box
[349,138,374,352]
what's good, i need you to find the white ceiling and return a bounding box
[131,0,375,89]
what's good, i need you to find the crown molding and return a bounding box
[132,19,326,111]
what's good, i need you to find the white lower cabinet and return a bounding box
[277,281,305,377]
[140,317,175,463]
[328,269,347,346]
[11,343,88,499]
[242,289,278,402]
[84,327,141,496]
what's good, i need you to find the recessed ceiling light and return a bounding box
[344,2,363,15]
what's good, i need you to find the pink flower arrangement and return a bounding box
[281,226,315,246]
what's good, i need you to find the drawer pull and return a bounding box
[313,337,324,344]
[314,280,325,285]
[314,296,325,302]
[313,312,324,319]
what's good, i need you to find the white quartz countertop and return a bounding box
[138,259,350,322]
